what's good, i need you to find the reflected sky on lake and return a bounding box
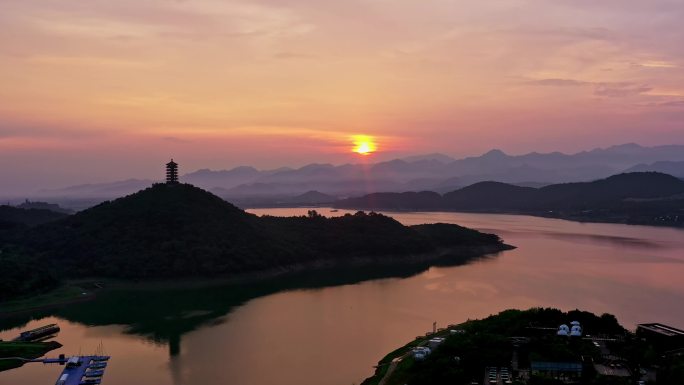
[2,210,684,385]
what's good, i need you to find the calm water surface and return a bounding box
[2,210,684,385]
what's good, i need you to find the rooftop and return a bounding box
[594,364,631,377]
[638,323,684,337]
[531,361,582,373]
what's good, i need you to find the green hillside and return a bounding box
[0,205,67,227]
[4,183,507,286]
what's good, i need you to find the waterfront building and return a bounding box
[637,323,684,351]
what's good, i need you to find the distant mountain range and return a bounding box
[29,143,684,207]
[37,179,154,198]
[336,172,684,227]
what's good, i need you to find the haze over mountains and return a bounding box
[20,143,684,207]
[337,172,684,227]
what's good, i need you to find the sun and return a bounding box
[352,135,377,155]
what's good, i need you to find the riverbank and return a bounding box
[0,282,98,317]
[0,243,512,317]
[0,341,62,372]
[361,326,457,385]
[325,206,684,229]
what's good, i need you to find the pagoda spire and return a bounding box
[166,159,179,184]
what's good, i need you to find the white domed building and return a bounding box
[571,325,583,337]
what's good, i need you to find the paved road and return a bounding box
[378,356,404,385]
[377,340,429,385]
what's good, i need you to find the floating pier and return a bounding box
[29,355,110,385]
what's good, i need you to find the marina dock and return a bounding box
[29,355,110,385]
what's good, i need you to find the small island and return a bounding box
[361,308,683,385]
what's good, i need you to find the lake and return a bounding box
[2,209,684,385]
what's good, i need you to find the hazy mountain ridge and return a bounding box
[336,172,684,227]
[25,143,684,206]
[36,179,155,198]
[624,161,684,178]
[185,143,684,200]
[338,172,684,209]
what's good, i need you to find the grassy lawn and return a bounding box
[0,283,91,315]
[0,341,62,372]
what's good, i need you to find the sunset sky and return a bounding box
[1,0,683,192]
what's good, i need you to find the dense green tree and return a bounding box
[3,184,507,283]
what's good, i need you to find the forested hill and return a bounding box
[0,205,68,227]
[8,183,508,280]
[336,172,684,227]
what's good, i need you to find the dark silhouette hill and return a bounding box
[11,183,508,280]
[17,200,73,214]
[340,191,443,210]
[535,172,684,209]
[287,190,337,204]
[0,206,68,227]
[0,247,59,302]
[336,173,684,226]
[625,161,684,178]
[443,182,537,210]
[0,206,65,301]
[24,183,270,278]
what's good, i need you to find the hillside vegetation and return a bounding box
[1,184,509,290]
[0,341,62,372]
[361,308,681,385]
[0,206,67,227]
[0,247,59,302]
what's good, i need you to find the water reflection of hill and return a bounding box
[0,251,502,356]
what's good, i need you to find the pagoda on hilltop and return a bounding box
[166,159,179,184]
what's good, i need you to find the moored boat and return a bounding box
[84,370,104,377]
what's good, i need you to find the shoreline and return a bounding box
[360,323,463,385]
[0,243,513,317]
[0,341,63,372]
[321,206,684,229]
[0,286,97,319]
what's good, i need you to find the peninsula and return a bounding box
[362,308,682,385]
[0,178,511,305]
